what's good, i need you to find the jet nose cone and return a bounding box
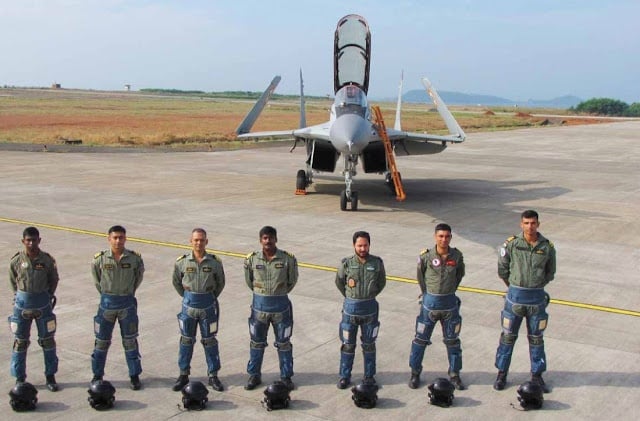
[330,114,372,154]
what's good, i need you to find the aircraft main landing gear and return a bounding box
[295,168,312,195]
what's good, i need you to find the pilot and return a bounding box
[90,225,145,390]
[408,223,466,390]
[244,226,298,391]
[335,231,386,389]
[171,228,226,392]
[9,227,60,391]
[493,210,556,392]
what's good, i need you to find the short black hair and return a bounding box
[521,210,539,220]
[434,223,452,233]
[192,227,207,237]
[23,226,40,238]
[352,231,370,244]
[108,225,126,235]
[259,226,277,238]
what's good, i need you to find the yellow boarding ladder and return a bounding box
[371,105,406,201]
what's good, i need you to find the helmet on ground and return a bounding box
[517,381,543,410]
[88,380,116,410]
[427,377,455,407]
[262,381,290,411]
[181,381,208,411]
[9,382,38,412]
[351,382,378,409]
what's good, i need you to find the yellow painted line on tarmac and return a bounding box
[2,217,639,318]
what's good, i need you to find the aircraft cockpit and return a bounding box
[334,84,369,119]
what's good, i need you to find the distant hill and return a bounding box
[401,89,583,109]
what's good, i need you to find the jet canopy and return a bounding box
[334,14,371,94]
[334,85,369,118]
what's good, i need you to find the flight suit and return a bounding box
[173,252,225,376]
[335,254,386,381]
[495,233,556,375]
[409,247,465,377]
[9,250,59,381]
[244,249,298,379]
[91,248,144,378]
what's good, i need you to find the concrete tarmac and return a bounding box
[0,120,639,420]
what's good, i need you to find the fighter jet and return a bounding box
[236,14,466,211]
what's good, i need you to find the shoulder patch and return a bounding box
[549,241,555,248]
[506,236,516,243]
[246,251,256,259]
[176,254,187,262]
[420,248,429,256]
[94,251,105,259]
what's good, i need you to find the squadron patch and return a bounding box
[432,258,441,267]
[348,278,356,288]
[500,248,507,257]
[446,260,456,267]
[21,262,29,269]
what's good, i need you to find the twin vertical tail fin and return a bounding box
[421,77,466,140]
[299,69,307,129]
[235,75,281,135]
[393,70,404,131]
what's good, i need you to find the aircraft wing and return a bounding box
[237,122,332,142]
[386,129,465,144]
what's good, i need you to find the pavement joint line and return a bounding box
[2,216,639,318]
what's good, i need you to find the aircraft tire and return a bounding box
[296,169,307,190]
[350,191,358,211]
[340,190,348,211]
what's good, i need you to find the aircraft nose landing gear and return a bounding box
[340,190,358,211]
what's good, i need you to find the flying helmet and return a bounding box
[427,377,455,407]
[262,381,290,411]
[517,381,544,410]
[9,382,38,412]
[88,380,116,410]
[351,382,379,409]
[181,381,209,411]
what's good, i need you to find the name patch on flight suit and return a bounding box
[535,250,546,255]
[103,264,115,270]
[186,267,196,273]
[121,263,132,269]
[34,263,45,270]
[516,246,529,251]
[256,264,265,269]
[275,263,284,269]
[203,266,212,272]
[365,265,375,271]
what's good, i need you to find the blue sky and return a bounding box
[1,0,638,102]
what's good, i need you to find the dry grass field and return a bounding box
[0,87,613,149]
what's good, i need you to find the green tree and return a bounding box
[574,98,629,116]
[624,102,640,117]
